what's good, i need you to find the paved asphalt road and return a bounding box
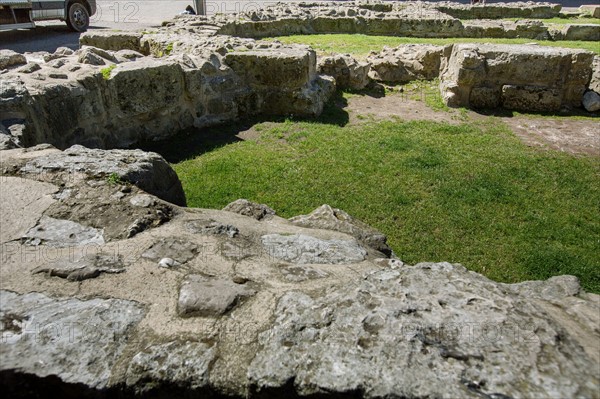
[0,1,596,53]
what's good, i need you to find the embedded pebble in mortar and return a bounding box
[158,257,180,268]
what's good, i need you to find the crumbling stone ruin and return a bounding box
[0,1,599,398]
[2,2,599,150]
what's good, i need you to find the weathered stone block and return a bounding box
[224,48,316,89]
[368,44,444,83]
[318,54,370,90]
[440,44,594,111]
[178,275,256,317]
[501,85,562,112]
[0,50,26,70]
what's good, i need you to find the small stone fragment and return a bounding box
[178,275,256,317]
[223,199,275,220]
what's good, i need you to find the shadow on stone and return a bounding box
[139,97,351,164]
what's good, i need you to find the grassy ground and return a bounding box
[168,108,600,293]
[268,34,600,58]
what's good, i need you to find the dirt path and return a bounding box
[345,93,600,157]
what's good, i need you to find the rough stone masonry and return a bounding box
[0,2,599,397]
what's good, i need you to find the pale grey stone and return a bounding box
[0,50,26,70]
[32,254,125,281]
[223,199,275,220]
[318,54,370,90]
[129,194,156,208]
[249,263,599,398]
[22,216,104,247]
[0,290,145,389]
[125,341,216,391]
[279,264,329,282]
[184,219,239,238]
[261,234,367,264]
[582,90,600,112]
[289,204,393,257]
[142,238,198,264]
[177,275,256,317]
[20,145,186,206]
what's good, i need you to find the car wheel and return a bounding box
[66,2,90,32]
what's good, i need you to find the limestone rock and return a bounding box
[317,54,370,90]
[32,254,126,281]
[142,238,198,264]
[590,56,600,93]
[582,90,600,112]
[440,44,594,111]
[16,62,41,74]
[78,46,119,65]
[261,233,367,264]
[43,47,75,62]
[249,263,600,398]
[0,290,145,389]
[22,216,105,247]
[129,194,155,208]
[223,199,275,220]
[125,341,216,392]
[0,132,19,150]
[224,47,333,117]
[177,275,256,317]
[368,44,445,83]
[0,50,26,70]
[19,145,186,206]
[279,264,329,282]
[580,5,600,19]
[502,85,561,112]
[80,31,144,53]
[184,219,239,238]
[289,204,393,257]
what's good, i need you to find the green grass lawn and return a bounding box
[171,115,600,293]
[267,34,600,58]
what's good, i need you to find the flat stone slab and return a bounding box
[177,275,256,317]
[184,219,239,238]
[20,145,186,206]
[126,341,216,391]
[223,199,275,221]
[22,215,104,247]
[261,234,367,264]
[0,290,145,389]
[279,264,329,282]
[32,253,125,281]
[0,176,57,244]
[289,204,393,256]
[249,263,600,398]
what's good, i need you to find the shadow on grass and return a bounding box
[140,91,352,163]
[471,107,599,119]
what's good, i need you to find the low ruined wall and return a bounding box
[433,1,562,19]
[439,44,594,111]
[0,42,334,150]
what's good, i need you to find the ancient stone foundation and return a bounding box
[0,145,598,398]
[439,44,595,111]
[2,1,600,151]
[1,2,600,397]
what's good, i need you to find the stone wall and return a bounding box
[1,40,333,150]
[434,1,562,19]
[439,44,594,111]
[0,145,598,398]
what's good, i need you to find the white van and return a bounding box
[0,0,97,32]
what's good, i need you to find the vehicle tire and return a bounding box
[66,2,90,32]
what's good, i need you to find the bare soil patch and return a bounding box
[345,94,599,157]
